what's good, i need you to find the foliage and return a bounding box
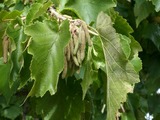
[0,0,159,120]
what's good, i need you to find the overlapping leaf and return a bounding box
[92,36,105,70]
[96,12,141,120]
[7,22,27,82]
[2,10,22,21]
[119,35,142,73]
[134,0,154,27]
[150,0,160,12]
[59,0,116,24]
[81,47,98,100]
[24,20,70,97]
[26,0,52,25]
[142,23,160,51]
[0,10,21,57]
[112,11,133,36]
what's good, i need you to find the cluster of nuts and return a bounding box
[61,19,92,78]
[48,6,93,78]
[2,35,10,63]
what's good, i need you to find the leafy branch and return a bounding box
[0,1,143,120]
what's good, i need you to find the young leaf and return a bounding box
[96,12,141,120]
[24,20,70,97]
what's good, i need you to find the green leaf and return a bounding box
[106,9,133,36]
[141,55,160,94]
[130,54,142,73]
[129,35,142,57]
[81,47,98,99]
[7,21,27,83]
[26,3,42,24]
[2,10,22,21]
[0,58,12,101]
[0,10,8,21]
[119,34,131,59]
[113,13,133,36]
[63,0,116,24]
[134,0,154,27]
[26,1,52,24]
[142,23,160,51]
[150,0,160,12]
[36,80,84,120]
[19,52,32,89]
[96,12,141,120]
[2,104,22,119]
[0,23,7,57]
[81,65,98,100]
[24,20,70,97]
[120,34,142,78]
[121,112,136,120]
[80,36,105,99]
[33,0,52,19]
[54,0,69,11]
[0,11,8,57]
[92,36,105,70]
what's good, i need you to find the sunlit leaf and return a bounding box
[130,54,142,73]
[121,112,136,120]
[96,12,140,120]
[24,20,70,97]
[119,34,131,59]
[33,0,52,19]
[26,1,52,25]
[0,10,8,21]
[2,10,22,21]
[92,36,105,70]
[150,0,160,12]
[62,0,116,24]
[26,3,42,24]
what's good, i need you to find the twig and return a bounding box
[48,7,66,20]
[48,6,98,36]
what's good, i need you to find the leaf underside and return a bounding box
[96,12,140,120]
